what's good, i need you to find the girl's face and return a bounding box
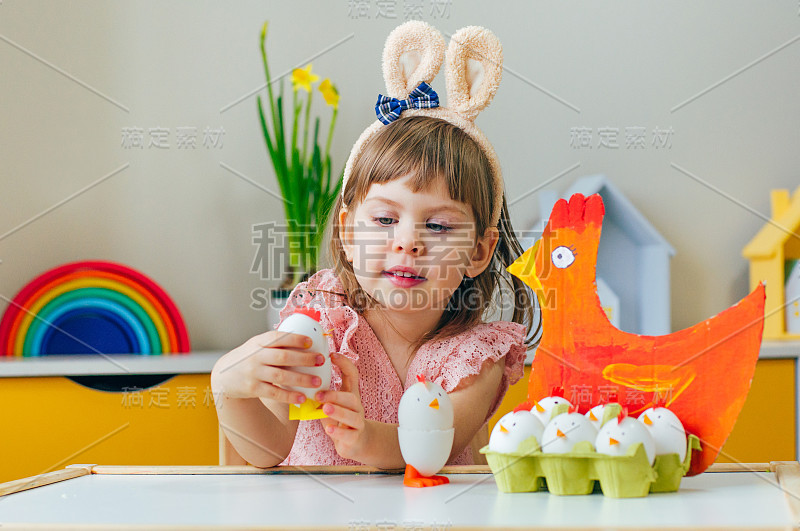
[339,173,498,314]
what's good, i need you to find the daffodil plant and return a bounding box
[258,22,342,288]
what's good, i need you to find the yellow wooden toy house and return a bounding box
[743,187,800,339]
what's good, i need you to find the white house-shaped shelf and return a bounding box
[529,175,676,335]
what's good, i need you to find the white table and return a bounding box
[0,463,797,529]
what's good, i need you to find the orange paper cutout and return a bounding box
[508,193,766,476]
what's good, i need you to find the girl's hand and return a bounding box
[318,353,368,461]
[210,330,325,405]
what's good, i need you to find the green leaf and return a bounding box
[311,119,322,215]
[257,96,282,190]
[275,89,287,177]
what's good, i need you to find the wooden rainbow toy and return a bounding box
[0,261,190,356]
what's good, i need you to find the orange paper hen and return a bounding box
[508,193,765,476]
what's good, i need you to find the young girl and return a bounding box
[211,21,538,469]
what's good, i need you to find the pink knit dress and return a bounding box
[275,268,527,466]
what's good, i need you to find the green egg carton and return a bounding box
[480,434,700,498]
[650,434,702,493]
[481,437,546,493]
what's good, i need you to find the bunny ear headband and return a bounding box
[341,21,505,226]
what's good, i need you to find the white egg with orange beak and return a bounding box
[397,375,454,487]
[531,388,573,426]
[489,403,544,453]
[585,404,611,431]
[540,406,597,454]
[639,407,687,461]
[596,409,656,464]
[276,308,331,399]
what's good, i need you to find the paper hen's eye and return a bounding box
[551,246,576,269]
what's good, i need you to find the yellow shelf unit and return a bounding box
[0,354,222,483]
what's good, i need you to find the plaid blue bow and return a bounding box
[375,82,440,125]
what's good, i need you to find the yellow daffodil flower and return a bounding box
[319,78,340,109]
[292,64,319,92]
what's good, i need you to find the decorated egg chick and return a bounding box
[585,404,606,431]
[639,407,687,461]
[596,409,656,464]
[397,375,454,488]
[277,308,331,420]
[531,388,573,426]
[585,402,621,431]
[540,407,597,454]
[488,403,544,453]
[277,308,331,399]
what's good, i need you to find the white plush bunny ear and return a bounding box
[445,26,503,121]
[382,21,446,99]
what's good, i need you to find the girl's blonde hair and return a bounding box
[328,115,539,352]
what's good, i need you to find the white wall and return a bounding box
[1,0,798,350]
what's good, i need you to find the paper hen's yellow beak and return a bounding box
[507,239,544,297]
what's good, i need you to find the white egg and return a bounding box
[398,427,454,477]
[540,412,597,454]
[488,410,544,453]
[639,407,687,461]
[585,404,607,431]
[397,377,455,477]
[398,378,453,431]
[277,310,331,399]
[532,396,573,426]
[595,416,656,465]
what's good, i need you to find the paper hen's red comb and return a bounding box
[547,193,606,232]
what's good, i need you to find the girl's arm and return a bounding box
[318,354,504,468]
[214,395,299,467]
[211,330,322,467]
[444,358,505,460]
